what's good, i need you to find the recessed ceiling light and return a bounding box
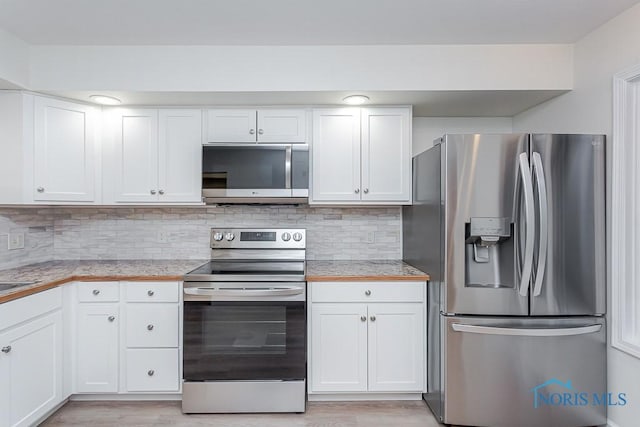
[342,95,370,105]
[89,95,121,105]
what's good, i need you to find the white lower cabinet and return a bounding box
[76,303,120,393]
[74,281,181,395]
[308,281,425,396]
[0,289,64,427]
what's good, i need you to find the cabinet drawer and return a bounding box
[126,304,179,348]
[311,281,425,303]
[126,348,179,392]
[126,281,180,303]
[77,282,119,302]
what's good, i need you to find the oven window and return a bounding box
[184,301,306,381]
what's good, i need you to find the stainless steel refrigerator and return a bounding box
[402,134,607,427]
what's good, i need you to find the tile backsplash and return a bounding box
[0,205,402,267]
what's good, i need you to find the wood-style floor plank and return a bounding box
[41,400,442,427]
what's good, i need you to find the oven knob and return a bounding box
[281,232,291,241]
[225,232,235,241]
[293,232,303,242]
[213,232,224,241]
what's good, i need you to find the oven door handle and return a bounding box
[184,287,304,298]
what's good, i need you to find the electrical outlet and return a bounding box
[8,232,25,250]
[366,231,375,244]
[157,231,168,243]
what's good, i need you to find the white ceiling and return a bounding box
[0,0,638,45]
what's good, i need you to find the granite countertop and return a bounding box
[0,260,207,304]
[305,260,429,282]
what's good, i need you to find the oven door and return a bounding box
[183,285,306,382]
[202,144,309,199]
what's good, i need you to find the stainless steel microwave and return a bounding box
[202,144,309,204]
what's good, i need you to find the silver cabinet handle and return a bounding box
[364,188,369,194]
[370,315,376,321]
[92,289,100,295]
[355,189,360,194]
[249,129,256,135]
[360,316,367,322]
[258,129,264,135]
[158,189,165,195]
[365,290,371,296]
[108,316,115,322]
[150,189,157,195]
[147,290,155,296]
[1,346,11,353]
[37,187,45,193]
[148,370,155,376]
[147,324,154,331]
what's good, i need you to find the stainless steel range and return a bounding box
[182,228,306,414]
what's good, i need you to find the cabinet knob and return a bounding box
[360,316,367,322]
[258,129,264,135]
[150,189,157,195]
[147,324,154,331]
[365,290,371,296]
[37,187,45,193]
[1,346,11,353]
[370,315,376,322]
[158,189,165,195]
[92,289,100,295]
[355,189,360,194]
[148,370,155,376]
[108,316,115,322]
[147,290,155,296]
[364,188,369,194]
[249,129,256,135]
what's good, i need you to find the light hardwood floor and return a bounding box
[41,400,442,427]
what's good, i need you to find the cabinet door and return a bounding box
[158,109,202,202]
[257,109,307,143]
[112,109,159,202]
[367,303,424,392]
[310,303,368,392]
[0,310,63,427]
[33,97,97,202]
[205,109,257,143]
[361,108,412,203]
[311,109,361,202]
[76,304,119,393]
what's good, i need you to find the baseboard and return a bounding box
[607,420,622,427]
[308,393,423,401]
[70,393,182,401]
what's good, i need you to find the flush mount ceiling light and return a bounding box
[342,95,370,105]
[89,94,122,105]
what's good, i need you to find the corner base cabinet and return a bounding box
[308,281,425,397]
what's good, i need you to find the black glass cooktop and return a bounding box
[187,260,305,276]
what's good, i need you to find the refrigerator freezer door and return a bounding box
[530,134,606,316]
[443,316,606,427]
[443,134,530,315]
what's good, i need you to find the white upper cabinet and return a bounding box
[311,109,361,202]
[205,109,307,143]
[158,110,202,203]
[310,107,412,205]
[108,109,202,204]
[33,97,98,203]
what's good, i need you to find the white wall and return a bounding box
[412,117,513,155]
[27,44,573,92]
[513,4,640,426]
[0,28,29,88]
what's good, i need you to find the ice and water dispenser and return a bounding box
[464,217,515,288]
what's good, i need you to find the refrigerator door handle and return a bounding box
[531,152,549,297]
[518,153,535,296]
[451,323,602,337]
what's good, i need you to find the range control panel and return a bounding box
[210,228,306,249]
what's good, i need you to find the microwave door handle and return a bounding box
[285,145,292,190]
